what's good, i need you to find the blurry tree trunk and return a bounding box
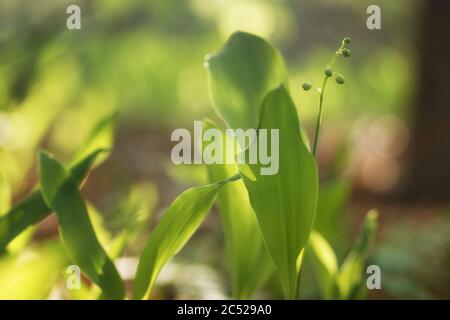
[406,0,450,201]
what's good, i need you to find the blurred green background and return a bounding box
[0,0,449,299]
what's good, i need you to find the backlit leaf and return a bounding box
[206,31,287,131]
[237,86,319,299]
[39,151,125,299]
[133,182,224,300]
[0,149,105,252]
[0,112,116,252]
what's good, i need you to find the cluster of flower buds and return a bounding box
[301,37,353,155]
[302,37,351,91]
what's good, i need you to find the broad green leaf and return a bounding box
[237,86,319,299]
[206,31,287,131]
[69,203,114,300]
[39,152,124,300]
[0,241,68,299]
[0,149,105,252]
[133,182,224,300]
[0,191,50,254]
[336,209,378,299]
[203,119,271,299]
[307,231,338,299]
[0,112,116,252]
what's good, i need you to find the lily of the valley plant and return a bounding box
[0,32,377,300]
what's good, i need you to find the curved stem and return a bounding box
[312,76,328,156]
[219,172,241,184]
[311,45,345,157]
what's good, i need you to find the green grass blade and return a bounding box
[237,86,319,299]
[39,151,124,299]
[133,182,224,300]
[206,31,287,131]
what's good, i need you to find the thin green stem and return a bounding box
[312,76,328,156]
[219,172,241,184]
[311,44,346,156]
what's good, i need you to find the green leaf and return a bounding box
[206,31,287,131]
[39,151,124,299]
[0,112,117,252]
[0,149,105,252]
[133,182,224,300]
[336,209,378,299]
[0,172,32,254]
[307,231,338,299]
[237,86,319,299]
[203,119,271,299]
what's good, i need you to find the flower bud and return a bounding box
[336,75,345,84]
[343,37,351,44]
[342,48,351,58]
[302,82,312,91]
[324,68,333,77]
